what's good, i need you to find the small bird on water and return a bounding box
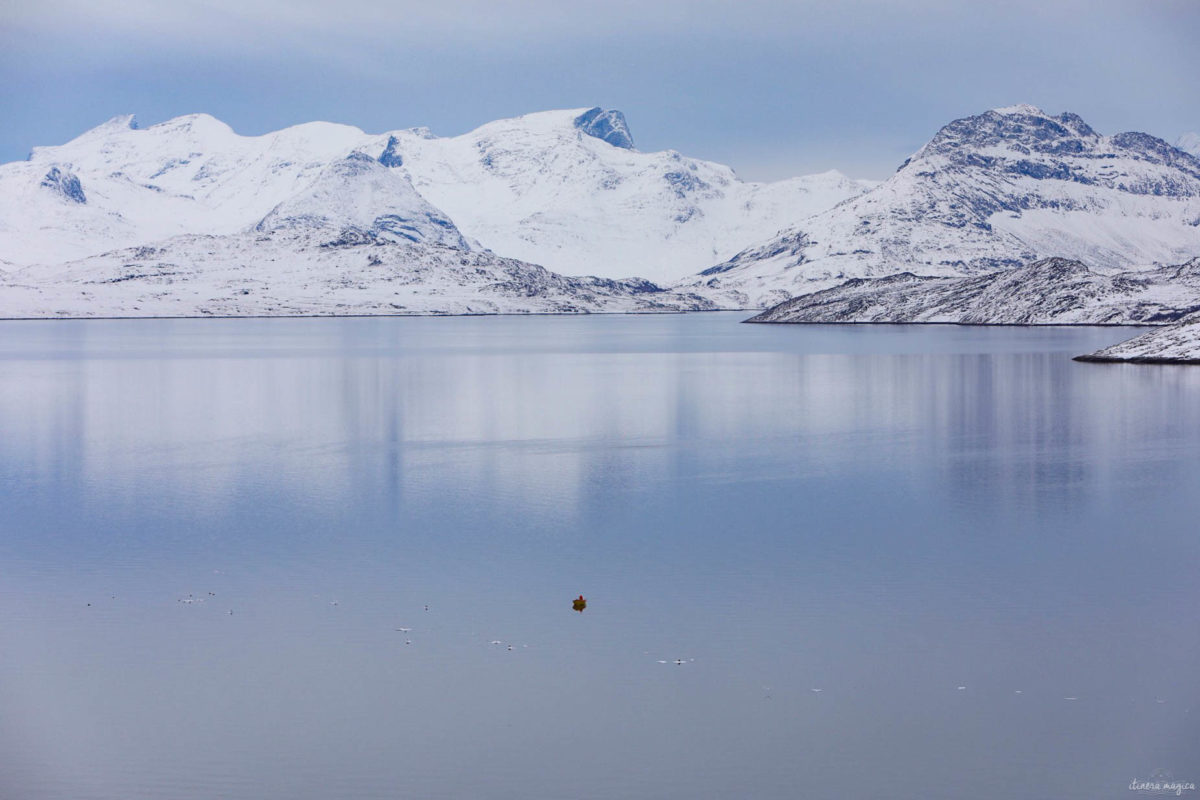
[572,595,587,613]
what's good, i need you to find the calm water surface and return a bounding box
[0,313,1197,799]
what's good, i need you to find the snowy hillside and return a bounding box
[1177,133,1200,158]
[1077,314,1200,363]
[254,152,468,249]
[7,103,1200,319]
[371,108,873,283]
[748,257,1200,325]
[0,108,870,284]
[681,106,1200,308]
[1,142,715,318]
[0,113,372,268]
[0,230,716,319]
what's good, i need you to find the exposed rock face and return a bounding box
[40,166,86,203]
[573,107,635,150]
[377,135,404,168]
[748,257,1200,326]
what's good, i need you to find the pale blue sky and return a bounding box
[1,0,1196,180]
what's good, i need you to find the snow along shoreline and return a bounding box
[1073,315,1200,364]
[0,308,725,322]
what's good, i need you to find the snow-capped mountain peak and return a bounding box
[905,105,1101,169]
[1,106,873,283]
[86,113,140,135]
[678,105,1200,308]
[254,152,468,249]
[2,111,377,266]
[992,103,1045,116]
[573,107,635,149]
[26,114,138,162]
[368,107,871,283]
[901,105,1200,187]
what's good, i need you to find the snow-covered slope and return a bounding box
[1176,133,1200,159]
[0,231,716,319]
[682,106,1200,308]
[1,142,715,318]
[0,108,870,285]
[1076,313,1200,363]
[372,108,873,283]
[254,152,468,249]
[0,113,373,268]
[748,256,1200,325]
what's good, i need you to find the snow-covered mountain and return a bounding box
[0,113,373,268]
[0,138,715,318]
[680,105,1200,308]
[0,108,870,285]
[0,230,716,319]
[253,152,468,249]
[374,108,873,283]
[1176,133,1200,159]
[8,103,1200,320]
[748,256,1200,324]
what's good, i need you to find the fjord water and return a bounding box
[1,313,1197,800]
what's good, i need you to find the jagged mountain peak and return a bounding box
[573,107,634,150]
[906,106,1200,180]
[907,105,1101,168]
[1,106,870,280]
[96,114,139,133]
[39,114,139,154]
[366,107,869,283]
[679,106,1200,308]
[446,106,639,154]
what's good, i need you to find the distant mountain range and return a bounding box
[0,148,715,317]
[2,104,1199,320]
[0,107,869,283]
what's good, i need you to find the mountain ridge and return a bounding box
[0,107,872,285]
[4,104,1200,319]
[676,105,1200,308]
[747,256,1200,325]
